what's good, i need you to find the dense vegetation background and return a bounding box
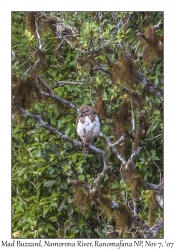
[12,12,163,238]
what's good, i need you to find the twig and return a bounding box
[38,76,78,111]
[145,133,162,142]
[143,145,162,182]
[131,99,136,136]
[35,16,42,50]
[40,90,78,111]
[92,154,110,193]
[52,81,85,88]
[118,14,131,31]
[93,65,113,79]
[31,57,40,72]
[67,178,91,189]
[132,198,137,216]
[20,108,80,146]
[154,192,163,209]
[99,132,127,164]
[55,39,64,50]
[153,21,163,29]
[144,182,159,191]
[112,133,126,147]
[22,64,32,78]
[134,71,163,100]
[146,122,155,135]
[150,217,163,238]
[143,217,163,238]
[125,147,142,170]
[30,15,43,73]
[132,214,148,229]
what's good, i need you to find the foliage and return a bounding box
[12,11,163,238]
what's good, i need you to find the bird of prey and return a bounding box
[76,105,101,154]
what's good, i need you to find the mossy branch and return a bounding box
[144,217,163,238]
[94,65,163,100]
[134,71,163,100]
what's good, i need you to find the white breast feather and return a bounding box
[77,115,100,144]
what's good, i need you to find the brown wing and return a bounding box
[76,117,82,142]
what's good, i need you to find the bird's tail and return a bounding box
[82,146,89,155]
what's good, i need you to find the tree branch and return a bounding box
[131,214,149,229]
[38,75,78,111]
[67,177,120,209]
[99,132,127,164]
[93,65,113,79]
[67,178,92,189]
[20,108,105,156]
[150,217,163,238]
[20,108,80,146]
[40,90,78,111]
[125,147,142,170]
[35,16,42,50]
[154,192,163,209]
[134,71,163,100]
[30,16,43,73]
[144,217,163,238]
[92,154,110,193]
[94,65,163,100]
[52,80,85,88]
[131,99,136,136]
[144,182,159,191]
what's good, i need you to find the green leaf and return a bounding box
[78,174,85,181]
[12,51,15,60]
[97,55,106,61]
[50,117,56,125]
[103,91,108,100]
[32,149,41,157]
[43,206,50,215]
[60,182,68,189]
[58,198,66,212]
[49,216,57,222]
[23,223,31,231]
[43,180,56,187]
[65,127,70,136]
[155,78,159,85]
[25,29,32,39]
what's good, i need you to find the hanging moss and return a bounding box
[94,86,106,119]
[113,100,130,157]
[146,190,157,227]
[111,52,135,88]
[97,194,132,238]
[73,186,91,216]
[139,26,163,66]
[114,202,132,238]
[134,110,148,147]
[12,75,52,122]
[98,194,114,219]
[26,12,36,36]
[121,166,145,208]
[128,174,145,201]
[12,77,41,109]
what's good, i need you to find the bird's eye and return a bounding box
[83,110,87,113]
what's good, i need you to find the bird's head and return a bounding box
[78,105,93,117]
